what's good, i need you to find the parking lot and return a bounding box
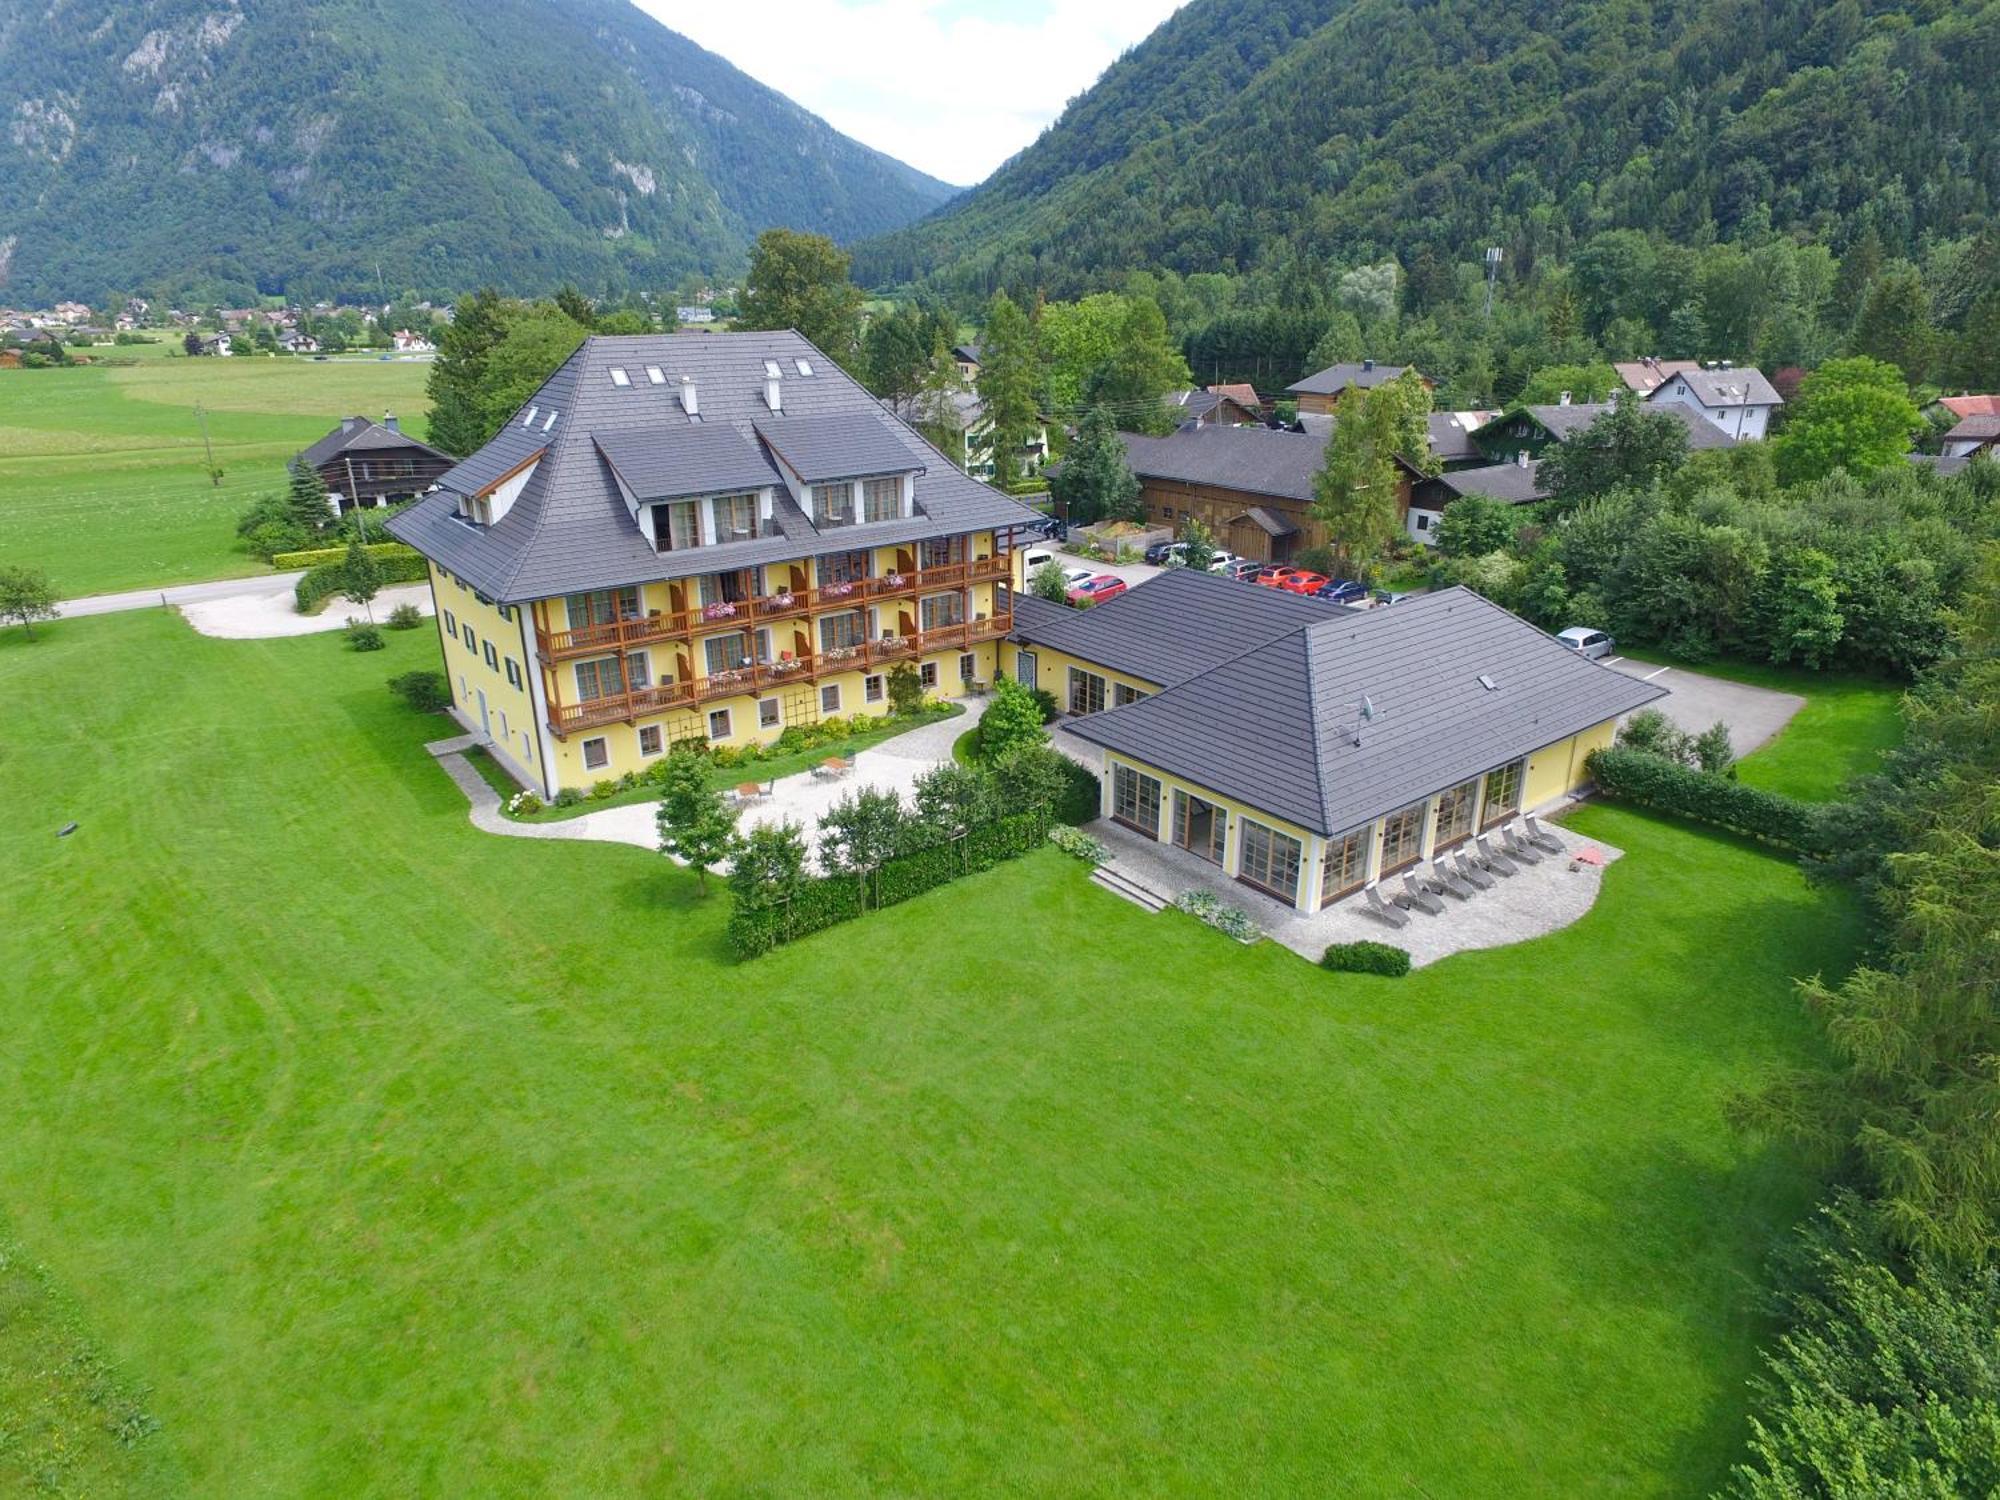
[1604,657,1804,756]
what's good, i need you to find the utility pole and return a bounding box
[194,401,219,485]
[1483,247,1504,320]
[345,456,367,539]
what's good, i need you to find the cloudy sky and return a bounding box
[636,0,1188,187]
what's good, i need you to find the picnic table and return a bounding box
[734,781,768,804]
[811,756,854,781]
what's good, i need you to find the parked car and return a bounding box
[1253,567,1323,594]
[1027,515,1068,542]
[1370,589,1411,607]
[1556,626,1615,659]
[1206,550,1239,574]
[1143,539,1187,566]
[1067,574,1129,606]
[1313,579,1367,604]
[1222,558,1267,581]
[1062,565,1096,588]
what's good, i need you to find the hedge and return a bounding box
[1586,746,1834,853]
[295,550,430,613]
[728,809,1052,958]
[273,541,422,569]
[1051,754,1101,826]
[1320,941,1411,977]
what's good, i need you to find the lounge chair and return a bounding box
[1453,848,1495,890]
[1399,870,1445,916]
[1524,812,1564,854]
[1474,832,1518,876]
[1430,857,1474,900]
[1363,882,1410,929]
[1503,824,1543,864]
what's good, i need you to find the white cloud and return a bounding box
[634,0,1186,186]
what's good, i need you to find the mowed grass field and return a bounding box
[0,354,433,597]
[0,609,1860,1497]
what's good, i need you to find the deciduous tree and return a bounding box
[0,565,59,640]
[655,747,740,893]
[1538,393,1691,508]
[1049,406,1139,525]
[1311,369,1435,576]
[1774,357,1921,486]
[738,228,863,363]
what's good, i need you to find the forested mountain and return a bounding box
[855,0,2000,298]
[0,0,954,305]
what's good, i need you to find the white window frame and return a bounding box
[637,724,664,757]
[758,698,781,729]
[864,674,884,703]
[582,737,610,770]
[919,661,938,689]
[707,708,732,741]
[820,683,842,714]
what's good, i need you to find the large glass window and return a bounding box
[698,571,752,608]
[712,493,757,543]
[813,483,854,528]
[1113,683,1150,707]
[1320,827,1368,903]
[919,592,963,632]
[1433,778,1479,848]
[819,550,869,586]
[574,655,624,701]
[1068,667,1106,716]
[919,534,964,569]
[1482,759,1525,825]
[566,588,638,629]
[1238,819,1303,904]
[704,634,750,676]
[1111,763,1162,838]
[1379,800,1429,872]
[819,611,865,653]
[1174,791,1227,864]
[652,501,698,552]
[863,477,901,523]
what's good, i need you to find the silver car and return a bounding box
[1556,626,1615,660]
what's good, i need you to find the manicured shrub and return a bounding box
[1320,941,1412,977]
[1586,746,1835,852]
[344,621,384,651]
[589,779,618,801]
[387,669,450,712]
[1047,826,1109,862]
[1174,890,1259,942]
[272,541,422,570]
[385,602,424,630]
[553,786,584,808]
[295,549,427,613]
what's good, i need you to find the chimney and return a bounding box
[383,411,399,433]
[1558,390,1572,406]
[765,375,783,413]
[679,376,699,417]
[1361,358,1374,372]
[341,415,359,434]
[1517,449,1531,468]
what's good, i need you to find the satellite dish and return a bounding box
[1359,694,1376,721]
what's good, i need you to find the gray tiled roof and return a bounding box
[1064,585,1666,836]
[1285,361,1411,396]
[1426,410,1494,463]
[1658,365,1782,408]
[1438,461,1547,504]
[1120,425,1328,504]
[1910,453,1973,477]
[297,416,449,468]
[595,424,782,500]
[755,412,926,483]
[1479,401,1739,451]
[1945,414,2000,441]
[1009,567,1349,689]
[388,331,1037,603]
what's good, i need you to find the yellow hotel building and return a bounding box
[389,332,1039,796]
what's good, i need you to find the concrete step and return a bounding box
[1089,863,1171,913]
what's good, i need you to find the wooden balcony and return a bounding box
[536,552,1013,661]
[548,614,1013,735]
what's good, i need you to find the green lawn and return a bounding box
[0,611,1856,1496]
[1620,649,1904,800]
[0,356,432,597]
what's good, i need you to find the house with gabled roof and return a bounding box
[1285,359,1431,415]
[387,331,1039,796]
[1470,400,1741,464]
[298,414,454,513]
[1645,364,1782,441]
[1941,413,2000,461]
[1006,570,1663,914]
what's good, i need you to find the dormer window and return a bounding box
[609,367,630,387]
[862,476,901,523]
[645,365,665,384]
[713,493,759,544]
[813,482,855,528]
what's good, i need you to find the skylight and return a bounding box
[1477,673,1498,691]
[763,360,782,379]
[520,405,538,427]
[645,366,665,385]
[795,358,814,376]
[542,410,557,431]
[609,367,630,387]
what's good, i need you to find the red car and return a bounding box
[1254,567,1328,596]
[1067,573,1128,606]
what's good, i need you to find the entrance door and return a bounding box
[1174,791,1226,864]
[476,689,491,738]
[1015,649,1037,690]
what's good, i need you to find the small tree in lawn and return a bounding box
[817,786,907,908]
[886,661,925,716]
[183,330,203,356]
[342,536,384,622]
[0,565,59,640]
[1179,516,1218,571]
[656,746,740,893]
[729,819,808,915]
[978,675,1049,762]
[1030,559,1070,604]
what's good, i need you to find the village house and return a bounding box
[885,390,1049,482]
[1469,399,1740,464]
[298,414,456,513]
[1284,359,1431,415]
[1008,569,1664,916]
[1646,363,1783,441]
[386,332,1037,797]
[1164,384,1263,426]
[1405,458,1548,542]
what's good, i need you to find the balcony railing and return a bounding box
[536,553,1012,660]
[548,614,1013,735]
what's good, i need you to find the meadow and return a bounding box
[0,608,1868,1497]
[0,353,432,597]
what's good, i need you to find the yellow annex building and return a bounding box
[390,332,1039,795]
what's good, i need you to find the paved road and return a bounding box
[57,571,306,618]
[1604,657,1804,757]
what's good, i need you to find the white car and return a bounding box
[1556,626,1616,660]
[1206,550,1239,574]
[1062,565,1096,588]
